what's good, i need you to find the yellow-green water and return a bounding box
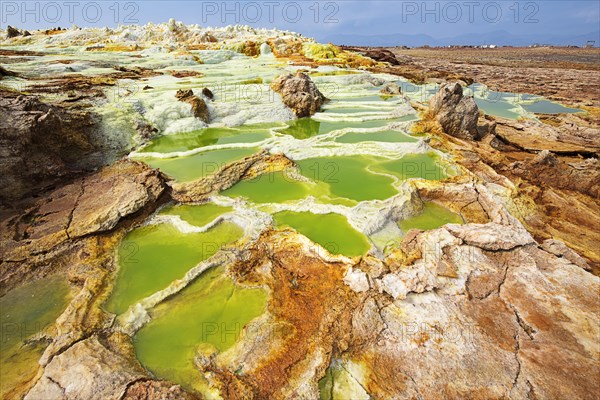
[297,156,397,202]
[335,129,419,144]
[104,221,243,315]
[274,211,370,257]
[376,152,450,181]
[223,170,313,204]
[139,125,272,154]
[138,147,257,182]
[0,276,71,398]
[399,202,463,233]
[159,203,232,226]
[134,266,267,394]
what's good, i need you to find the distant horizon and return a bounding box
[2,1,599,46]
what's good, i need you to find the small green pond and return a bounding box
[398,202,463,233]
[159,203,232,226]
[335,129,418,144]
[376,152,450,181]
[0,276,71,398]
[274,211,370,257]
[297,156,397,202]
[104,221,243,315]
[134,266,267,394]
[137,147,257,182]
[139,127,270,154]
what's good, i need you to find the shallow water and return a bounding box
[0,276,71,398]
[139,126,271,153]
[398,202,463,234]
[223,170,315,204]
[297,156,398,202]
[137,147,257,182]
[104,221,243,315]
[277,117,390,139]
[134,266,267,394]
[274,211,370,257]
[375,152,450,181]
[521,99,581,115]
[335,129,419,144]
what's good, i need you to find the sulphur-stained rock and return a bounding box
[175,89,210,123]
[380,82,402,95]
[123,380,200,400]
[429,82,480,140]
[270,71,327,118]
[343,267,370,292]
[25,334,148,400]
[0,160,165,262]
[347,219,600,399]
[445,222,534,251]
[494,116,600,155]
[540,238,591,271]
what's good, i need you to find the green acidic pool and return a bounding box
[159,203,232,226]
[278,118,390,139]
[223,170,313,204]
[297,156,397,202]
[0,276,71,398]
[398,202,463,233]
[335,130,418,144]
[134,266,267,394]
[138,147,257,182]
[274,211,370,257]
[104,221,243,315]
[139,126,272,154]
[376,152,450,181]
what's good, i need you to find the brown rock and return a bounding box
[7,25,21,38]
[123,380,200,400]
[0,160,165,262]
[429,82,480,140]
[25,334,147,400]
[175,89,210,123]
[202,87,214,100]
[270,71,327,118]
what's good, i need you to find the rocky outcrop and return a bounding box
[6,25,22,38]
[380,82,402,95]
[270,71,327,118]
[202,87,214,100]
[0,93,99,205]
[175,89,210,123]
[429,82,480,140]
[25,334,148,400]
[341,46,402,65]
[0,160,166,264]
[123,380,200,400]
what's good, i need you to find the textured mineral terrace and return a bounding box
[0,21,598,400]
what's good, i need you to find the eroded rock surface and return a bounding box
[25,334,147,400]
[0,160,166,285]
[175,89,210,123]
[0,92,99,205]
[429,82,480,140]
[270,71,327,117]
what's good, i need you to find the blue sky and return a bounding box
[2,1,599,42]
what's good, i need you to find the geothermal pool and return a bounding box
[0,42,581,397]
